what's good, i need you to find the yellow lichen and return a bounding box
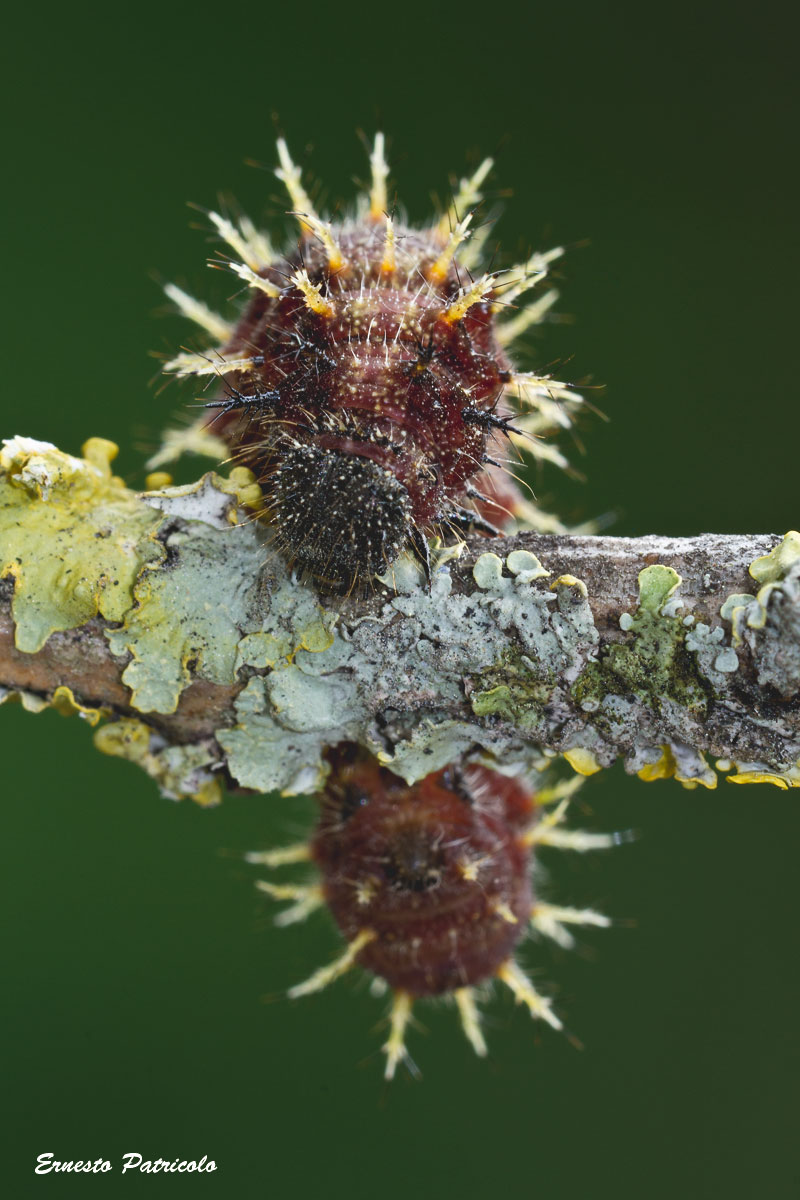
[726,761,800,789]
[636,745,717,790]
[211,466,263,515]
[0,437,164,653]
[563,747,602,776]
[749,531,800,586]
[550,574,588,597]
[144,471,174,490]
[50,685,104,726]
[94,717,222,805]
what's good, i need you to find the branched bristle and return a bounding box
[438,157,493,236]
[428,213,473,283]
[245,843,312,867]
[535,776,586,807]
[145,421,228,471]
[162,351,260,378]
[491,900,519,925]
[496,960,563,1031]
[208,210,274,272]
[454,988,488,1057]
[524,796,619,852]
[508,374,583,435]
[383,990,413,1080]
[380,215,396,276]
[443,273,495,323]
[255,880,324,927]
[291,268,336,318]
[497,288,560,346]
[275,137,319,225]
[531,903,611,949]
[163,283,233,342]
[532,827,620,852]
[507,496,569,534]
[458,218,494,272]
[506,429,570,472]
[368,132,390,220]
[287,928,376,999]
[226,259,281,298]
[292,211,346,272]
[255,879,318,902]
[494,246,563,307]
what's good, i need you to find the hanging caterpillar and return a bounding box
[248,750,619,1079]
[161,136,618,1078]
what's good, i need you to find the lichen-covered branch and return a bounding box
[2,436,799,804]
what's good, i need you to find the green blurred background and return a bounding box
[2,3,798,1196]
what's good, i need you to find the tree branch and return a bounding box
[2,437,799,802]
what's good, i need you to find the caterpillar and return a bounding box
[160,134,584,589]
[248,750,618,1080]
[160,136,611,1078]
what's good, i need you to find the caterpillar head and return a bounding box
[267,446,413,589]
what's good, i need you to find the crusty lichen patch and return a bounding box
[214,548,600,791]
[469,564,598,738]
[635,743,717,790]
[94,717,222,806]
[104,508,263,715]
[572,565,711,719]
[720,531,800,701]
[1,441,798,798]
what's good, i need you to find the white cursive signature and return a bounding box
[35,1153,217,1174]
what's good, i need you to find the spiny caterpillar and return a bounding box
[162,134,583,589]
[248,751,618,1080]
[160,136,610,1079]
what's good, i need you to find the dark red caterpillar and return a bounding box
[248,749,616,1079]
[161,135,583,588]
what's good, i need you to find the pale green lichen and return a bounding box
[749,531,800,587]
[572,564,710,718]
[469,572,596,735]
[720,532,800,700]
[0,441,340,797]
[104,515,264,714]
[103,469,335,716]
[216,676,341,795]
[378,718,523,782]
[723,531,800,638]
[720,593,757,642]
[217,549,599,791]
[505,549,551,582]
[684,622,739,687]
[569,564,753,790]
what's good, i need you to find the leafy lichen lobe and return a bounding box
[572,564,712,718]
